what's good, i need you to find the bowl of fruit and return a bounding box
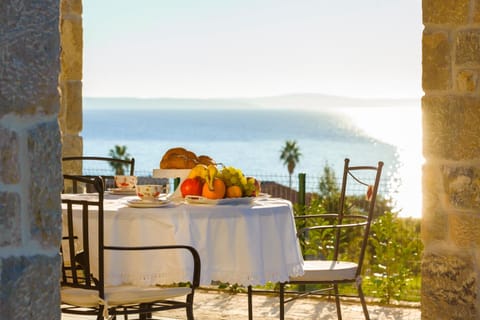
[180,164,261,205]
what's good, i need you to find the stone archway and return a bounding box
[3,0,480,318]
[54,0,480,318]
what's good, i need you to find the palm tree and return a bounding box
[280,140,302,188]
[108,145,131,175]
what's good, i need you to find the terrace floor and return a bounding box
[62,288,421,320]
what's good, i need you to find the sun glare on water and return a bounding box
[336,106,423,219]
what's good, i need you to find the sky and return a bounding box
[83,0,423,100]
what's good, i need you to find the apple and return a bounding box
[246,177,261,197]
[252,178,261,196]
[180,177,203,197]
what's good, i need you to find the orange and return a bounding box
[202,178,226,199]
[226,185,242,198]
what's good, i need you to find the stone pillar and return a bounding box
[59,0,83,175]
[0,0,62,319]
[422,0,480,318]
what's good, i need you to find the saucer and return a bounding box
[110,188,136,195]
[127,198,171,208]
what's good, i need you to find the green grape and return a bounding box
[220,165,252,193]
[222,170,231,180]
[240,176,247,186]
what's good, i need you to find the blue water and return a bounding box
[83,108,395,173]
[81,101,420,217]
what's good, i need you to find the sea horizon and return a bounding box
[82,96,422,218]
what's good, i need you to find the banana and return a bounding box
[206,164,218,190]
[187,164,209,180]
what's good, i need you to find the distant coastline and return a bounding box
[83,94,420,110]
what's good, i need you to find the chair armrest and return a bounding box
[104,245,201,288]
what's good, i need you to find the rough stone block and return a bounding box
[449,212,480,247]
[474,0,480,23]
[423,31,451,91]
[422,252,477,319]
[423,0,470,25]
[422,95,480,160]
[442,165,480,210]
[27,121,63,248]
[64,80,83,134]
[60,16,83,81]
[61,0,82,15]
[61,134,83,163]
[0,0,60,115]
[456,29,480,66]
[0,192,21,246]
[421,164,448,242]
[0,127,20,184]
[456,69,478,92]
[0,255,61,320]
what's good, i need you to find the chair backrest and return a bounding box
[337,158,383,275]
[296,158,383,276]
[61,175,106,298]
[62,156,135,191]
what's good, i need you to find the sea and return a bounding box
[82,97,423,218]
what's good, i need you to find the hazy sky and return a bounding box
[83,0,423,99]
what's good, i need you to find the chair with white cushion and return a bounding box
[277,158,383,320]
[61,174,201,320]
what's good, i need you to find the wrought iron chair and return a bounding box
[262,158,383,320]
[61,174,201,319]
[62,156,135,191]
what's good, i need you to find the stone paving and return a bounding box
[62,289,421,320]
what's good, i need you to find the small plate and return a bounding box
[110,188,137,195]
[184,195,255,206]
[126,199,171,208]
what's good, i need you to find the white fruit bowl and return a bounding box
[152,169,191,200]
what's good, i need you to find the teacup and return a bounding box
[114,175,137,189]
[136,184,163,201]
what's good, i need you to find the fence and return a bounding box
[81,165,392,207]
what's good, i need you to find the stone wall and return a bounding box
[59,0,83,175]
[0,0,62,319]
[422,0,480,319]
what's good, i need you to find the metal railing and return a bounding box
[81,167,391,207]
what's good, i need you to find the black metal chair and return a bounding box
[62,156,135,191]
[248,158,383,320]
[61,174,201,319]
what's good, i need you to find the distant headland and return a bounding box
[83,93,420,110]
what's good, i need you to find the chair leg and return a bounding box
[139,304,148,320]
[97,306,104,320]
[247,285,253,320]
[333,284,342,320]
[357,282,370,320]
[186,293,195,320]
[279,283,285,320]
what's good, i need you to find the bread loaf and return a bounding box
[197,155,215,166]
[160,147,199,169]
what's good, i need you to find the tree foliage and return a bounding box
[280,140,302,188]
[108,145,131,175]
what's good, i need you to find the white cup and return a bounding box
[136,184,163,201]
[114,175,137,189]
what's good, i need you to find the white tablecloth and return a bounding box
[62,194,304,287]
